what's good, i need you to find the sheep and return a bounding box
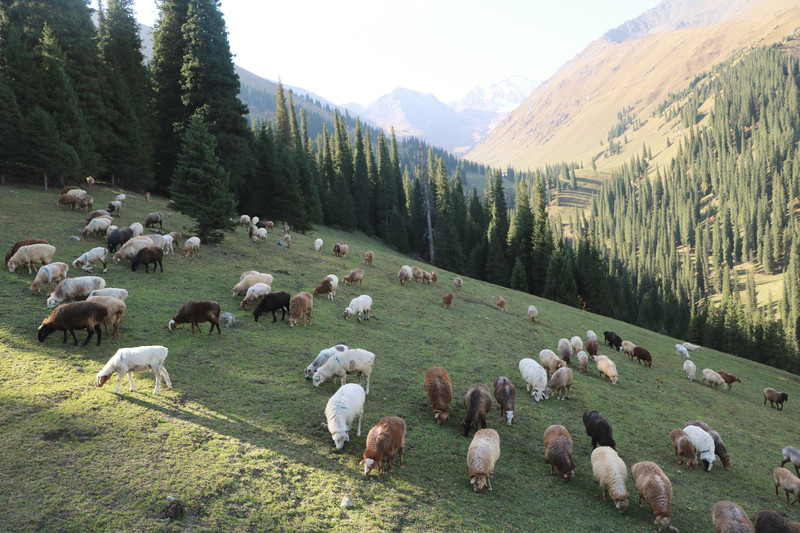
[7,243,56,274]
[85,176,95,187]
[89,288,129,301]
[577,351,589,373]
[56,193,78,209]
[145,212,163,229]
[670,429,698,471]
[364,250,374,265]
[583,410,616,449]
[775,467,800,505]
[716,370,742,390]
[72,247,108,273]
[339,243,349,258]
[675,344,691,359]
[145,234,165,249]
[47,276,106,308]
[251,216,260,226]
[60,185,79,195]
[528,305,538,322]
[86,295,126,340]
[685,420,731,470]
[184,236,201,257]
[361,416,406,475]
[313,275,338,300]
[587,330,598,341]
[129,222,143,237]
[282,223,290,234]
[232,273,274,297]
[38,301,108,346]
[66,188,87,198]
[106,227,133,253]
[683,424,716,471]
[314,238,323,252]
[144,192,151,201]
[325,383,365,450]
[5,238,49,265]
[412,266,422,282]
[305,344,349,380]
[621,340,636,359]
[494,296,506,312]
[753,508,795,532]
[115,193,126,205]
[493,376,516,426]
[265,220,274,230]
[162,234,175,255]
[711,500,754,533]
[782,447,800,476]
[633,346,653,367]
[454,276,463,289]
[131,246,163,273]
[167,231,182,246]
[82,216,113,238]
[544,424,575,482]
[343,294,373,322]
[342,268,365,288]
[239,214,251,227]
[398,267,411,286]
[596,355,619,384]
[443,292,453,309]
[682,341,701,352]
[84,210,110,224]
[519,358,549,401]
[557,337,573,365]
[545,367,573,400]
[76,195,93,211]
[252,291,291,323]
[570,336,584,354]
[107,200,122,216]
[702,369,728,390]
[630,461,674,532]
[312,348,374,393]
[591,445,629,513]
[422,270,433,284]
[764,388,789,410]
[113,237,152,263]
[30,262,69,294]
[288,291,313,327]
[603,330,623,351]
[240,283,271,309]
[282,233,291,248]
[168,301,221,335]
[586,338,599,357]
[539,348,566,377]
[684,359,697,381]
[463,383,492,437]
[430,270,438,284]
[333,242,342,256]
[468,428,500,492]
[424,366,453,424]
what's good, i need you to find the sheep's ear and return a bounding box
[358,459,365,465]
[470,476,476,484]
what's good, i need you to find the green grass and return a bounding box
[1,183,799,532]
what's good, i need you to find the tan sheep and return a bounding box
[669,429,698,471]
[545,367,573,400]
[364,250,374,265]
[544,424,575,482]
[596,355,619,384]
[631,461,674,532]
[467,428,500,492]
[494,296,506,312]
[29,262,69,294]
[591,446,629,513]
[288,291,313,327]
[775,467,800,505]
[539,348,566,377]
[7,243,56,274]
[86,294,127,340]
[232,273,274,297]
[711,500,753,533]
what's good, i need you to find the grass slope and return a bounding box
[0,184,798,532]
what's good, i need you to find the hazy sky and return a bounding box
[127,0,662,106]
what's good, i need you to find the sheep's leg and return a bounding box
[214,321,221,335]
[153,366,161,394]
[62,329,70,344]
[364,372,370,395]
[160,366,172,390]
[356,412,362,437]
[127,371,135,392]
[94,325,102,346]
[115,373,124,393]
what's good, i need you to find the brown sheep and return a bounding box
[398,268,410,286]
[144,192,150,201]
[168,301,221,335]
[60,185,79,195]
[38,301,108,346]
[86,295,126,340]
[454,276,463,289]
[463,383,492,437]
[494,296,506,312]
[764,388,789,410]
[586,338,599,357]
[342,268,365,288]
[631,461,674,532]
[543,424,575,482]
[669,429,698,471]
[360,416,406,475]
[283,233,291,248]
[716,370,742,390]
[413,267,423,283]
[467,428,500,492]
[424,367,453,424]
[632,346,653,367]
[711,500,753,533]
[313,277,334,300]
[364,250,374,265]
[753,508,795,532]
[56,193,77,209]
[493,376,516,426]
[443,292,453,309]
[333,242,342,256]
[430,270,438,284]
[131,246,163,273]
[288,291,313,327]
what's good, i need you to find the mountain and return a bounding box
[467,0,800,171]
[451,75,539,114]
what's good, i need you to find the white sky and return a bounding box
[128,0,662,106]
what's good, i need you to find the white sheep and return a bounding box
[184,236,201,257]
[232,273,274,297]
[29,262,69,294]
[251,216,260,226]
[313,348,375,394]
[570,335,584,355]
[305,344,350,379]
[344,294,373,322]
[683,359,696,381]
[683,424,716,471]
[240,215,251,227]
[67,188,87,198]
[240,282,271,309]
[129,222,143,237]
[253,227,267,243]
[702,368,728,390]
[89,288,129,301]
[782,446,800,476]
[7,243,56,274]
[586,330,598,341]
[577,351,589,373]
[314,238,323,252]
[591,446,629,513]
[682,341,701,352]
[145,234,165,249]
[518,358,548,401]
[162,234,175,255]
[72,247,108,272]
[115,193,126,205]
[528,305,538,322]
[96,345,171,394]
[325,383,365,450]
[82,216,113,238]
[675,344,690,359]
[596,355,619,384]
[47,276,106,308]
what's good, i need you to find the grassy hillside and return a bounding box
[1,184,799,532]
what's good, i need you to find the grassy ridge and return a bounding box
[0,184,799,531]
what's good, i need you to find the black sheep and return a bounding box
[252,291,291,323]
[603,331,623,351]
[169,301,221,335]
[38,301,107,346]
[106,227,133,253]
[132,246,163,273]
[462,383,492,437]
[583,410,616,449]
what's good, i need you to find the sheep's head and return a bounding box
[360,458,375,475]
[434,409,449,424]
[470,474,489,492]
[702,459,713,472]
[721,456,731,469]
[614,497,629,514]
[504,410,515,426]
[37,324,55,342]
[96,372,111,387]
[7,260,17,273]
[333,432,349,450]
[343,308,353,319]
[312,373,323,388]
[46,296,59,309]
[781,393,789,402]
[687,456,698,471]
[168,319,177,332]
[532,390,543,402]
[610,376,619,385]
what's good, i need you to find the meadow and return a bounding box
[0,183,799,532]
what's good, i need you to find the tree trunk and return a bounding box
[43,171,48,192]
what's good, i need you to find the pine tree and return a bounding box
[543,242,579,307]
[510,257,529,292]
[0,77,23,179]
[507,179,534,290]
[351,120,373,233]
[19,107,80,188]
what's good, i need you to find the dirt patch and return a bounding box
[456,296,495,308]
[41,426,99,442]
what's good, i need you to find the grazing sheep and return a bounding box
[161,234,174,255]
[82,216,114,238]
[86,295,126,340]
[113,236,152,264]
[305,344,349,380]
[5,238,49,265]
[252,291,291,323]
[265,220,274,230]
[754,508,794,532]
[591,446,629,513]
[145,212,163,229]
[239,215,251,227]
[702,369,728,390]
[89,288,129,301]
[683,424,716,471]
[85,209,111,224]
[587,330,598,341]
[38,301,108,346]
[313,275,339,300]
[603,331,623,351]
[283,233,291,248]
[131,246,163,273]
[66,188,87,198]
[430,270,438,284]
[596,355,619,384]
[252,227,267,243]
[454,276,463,289]
[398,266,413,286]
[72,247,108,273]
[314,238,323,252]
[60,185,79,195]
[57,193,78,209]
[670,429,698,471]
[288,291,313,327]
[106,227,133,253]
[685,420,731,470]
[621,340,636,359]
[7,243,56,274]
[577,351,589,373]
[251,216,260,226]
[412,266,423,283]
[528,305,538,322]
[764,388,789,410]
[115,193,126,205]
[583,410,616,449]
[29,262,69,294]
[361,416,406,475]
[343,294,373,322]
[539,349,567,377]
[168,301,221,335]
[586,338,599,357]
[282,224,290,234]
[325,383,365,450]
[47,276,106,308]
[443,292,453,309]
[167,231,181,246]
[493,376,516,426]
[422,270,433,284]
[232,273,274,297]
[463,383,492,437]
[544,424,575,482]
[424,367,453,424]
[684,359,697,381]
[631,461,674,532]
[339,243,349,258]
[682,341,701,352]
[557,338,573,365]
[77,195,93,211]
[468,428,500,492]
[711,500,754,533]
[782,447,800,476]
[633,346,653,367]
[128,222,143,237]
[494,296,507,312]
[240,283,271,309]
[342,268,365,288]
[545,367,573,400]
[107,200,122,216]
[570,336,584,355]
[716,370,742,391]
[519,358,549,401]
[364,251,374,265]
[675,344,691,359]
[333,242,342,256]
[774,467,800,505]
[183,236,201,257]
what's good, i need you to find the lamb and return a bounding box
[782,446,800,476]
[89,288,129,301]
[342,268,365,287]
[539,349,567,377]
[675,344,691,359]
[113,237,152,263]
[343,294,373,322]
[265,221,274,230]
[586,338,599,357]
[443,292,453,309]
[682,341,701,352]
[129,222,143,237]
[774,467,800,505]
[115,193,126,205]
[685,420,731,470]
[591,445,629,512]
[603,330,623,351]
[545,367,573,400]
[711,500,754,533]
[7,243,56,274]
[364,251,374,265]
[528,305,538,322]
[519,358,549,401]
[494,296,506,312]
[282,223,290,234]
[716,370,742,390]
[5,238,49,265]
[38,301,108,346]
[56,193,78,209]
[47,276,106,308]
[312,348,374,393]
[583,410,616,449]
[313,276,337,300]
[82,216,113,238]
[468,428,500,492]
[463,383,492,437]
[86,294,126,340]
[361,416,406,475]
[422,270,433,284]
[570,335,584,354]
[596,355,619,384]
[282,233,291,248]
[587,330,598,341]
[168,301,221,335]
[702,369,728,390]
[304,344,349,380]
[106,200,122,216]
[621,340,636,359]
[577,351,589,373]
[252,291,291,323]
[633,346,653,367]
[683,424,716,471]
[145,212,163,229]
[424,366,453,423]
[764,388,789,410]
[454,276,463,289]
[106,227,133,253]
[412,266,422,282]
[131,246,163,273]
[544,424,575,482]
[77,195,93,211]
[684,359,697,381]
[183,236,200,257]
[72,247,108,273]
[288,291,313,327]
[557,338,573,365]
[167,231,182,246]
[232,273,275,297]
[324,383,365,450]
[314,238,323,252]
[240,283,271,309]
[669,429,698,471]
[29,262,69,294]
[493,376,516,426]
[630,461,675,532]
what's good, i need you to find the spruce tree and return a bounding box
[510,258,529,292]
[543,242,578,307]
[351,120,373,233]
